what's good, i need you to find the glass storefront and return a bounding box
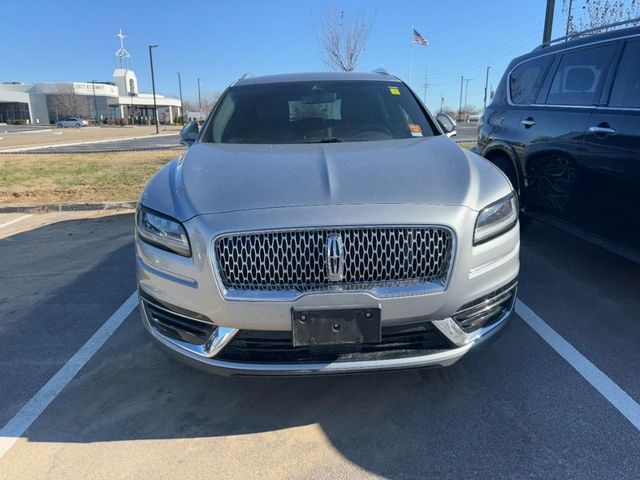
[0,102,30,123]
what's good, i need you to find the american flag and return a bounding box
[412,28,429,46]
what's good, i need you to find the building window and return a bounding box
[0,102,30,122]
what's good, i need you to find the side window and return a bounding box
[545,44,615,106]
[609,40,640,108]
[509,56,551,105]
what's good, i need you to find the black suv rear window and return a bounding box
[202,81,436,144]
[545,44,615,106]
[509,56,551,105]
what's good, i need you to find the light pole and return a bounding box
[148,44,159,134]
[91,80,99,126]
[177,72,185,125]
[458,76,464,122]
[483,66,491,110]
[197,77,202,120]
[543,0,555,45]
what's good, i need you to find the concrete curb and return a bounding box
[0,201,137,214]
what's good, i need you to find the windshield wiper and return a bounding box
[298,137,343,143]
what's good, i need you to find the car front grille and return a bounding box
[214,226,454,294]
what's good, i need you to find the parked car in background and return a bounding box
[477,22,640,250]
[56,118,89,128]
[136,71,519,375]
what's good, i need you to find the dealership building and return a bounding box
[0,30,182,125]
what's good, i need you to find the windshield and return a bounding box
[202,80,437,144]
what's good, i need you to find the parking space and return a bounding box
[1,213,639,479]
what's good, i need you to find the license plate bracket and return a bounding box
[291,306,382,347]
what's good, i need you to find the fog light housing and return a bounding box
[453,280,517,332]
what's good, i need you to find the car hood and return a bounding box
[142,136,511,221]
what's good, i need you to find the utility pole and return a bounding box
[177,72,185,125]
[543,0,555,45]
[464,79,471,122]
[565,0,574,35]
[148,44,159,134]
[197,78,202,120]
[483,66,491,110]
[458,76,464,123]
[422,67,430,104]
[440,93,444,113]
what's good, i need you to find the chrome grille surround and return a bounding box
[213,226,455,300]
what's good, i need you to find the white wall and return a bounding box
[28,94,49,124]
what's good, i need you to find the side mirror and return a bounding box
[180,120,199,147]
[435,113,456,136]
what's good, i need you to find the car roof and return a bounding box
[512,24,640,66]
[234,71,401,87]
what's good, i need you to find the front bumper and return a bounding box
[139,281,516,376]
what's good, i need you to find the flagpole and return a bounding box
[409,27,414,86]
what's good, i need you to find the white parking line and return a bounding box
[0,214,32,229]
[516,299,640,432]
[0,291,138,458]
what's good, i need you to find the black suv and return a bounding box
[477,23,640,250]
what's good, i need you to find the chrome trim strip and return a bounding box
[209,224,457,302]
[592,106,640,111]
[141,302,238,358]
[526,104,595,109]
[452,284,517,318]
[432,296,514,347]
[141,298,213,326]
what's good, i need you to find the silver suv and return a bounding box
[135,71,519,375]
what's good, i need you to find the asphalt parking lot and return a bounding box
[1,212,639,479]
[453,123,477,143]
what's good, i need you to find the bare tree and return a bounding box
[460,105,481,122]
[314,3,373,72]
[47,85,89,122]
[439,106,458,118]
[563,0,640,33]
[200,91,222,115]
[182,91,222,116]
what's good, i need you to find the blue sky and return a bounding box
[0,0,571,112]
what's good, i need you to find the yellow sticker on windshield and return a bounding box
[388,86,401,95]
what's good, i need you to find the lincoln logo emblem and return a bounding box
[325,234,345,282]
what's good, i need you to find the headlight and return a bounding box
[473,193,518,245]
[136,206,191,257]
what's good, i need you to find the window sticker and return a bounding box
[408,123,423,137]
[388,86,401,95]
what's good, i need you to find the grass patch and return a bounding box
[0,150,183,205]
